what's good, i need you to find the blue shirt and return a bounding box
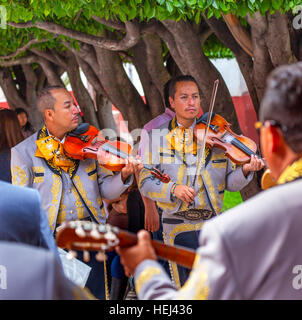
[0,148,11,182]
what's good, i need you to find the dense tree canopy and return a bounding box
[0,0,301,198]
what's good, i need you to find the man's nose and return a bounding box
[72,104,80,114]
[188,97,194,105]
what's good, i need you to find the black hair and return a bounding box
[14,107,35,133]
[36,85,66,115]
[168,75,201,100]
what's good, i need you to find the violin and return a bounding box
[194,112,260,165]
[63,123,170,183]
[194,112,278,189]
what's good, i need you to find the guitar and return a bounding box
[56,221,196,269]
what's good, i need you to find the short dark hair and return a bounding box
[36,85,66,116]
[15,107,28,117]
[168,75,201,99]
[163,79,172,108]
[260,63,302,153]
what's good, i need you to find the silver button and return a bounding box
[70,210,74,214]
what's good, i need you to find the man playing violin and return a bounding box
[118,63,302,300]
[137,75,264,287]
[10,86,138,300]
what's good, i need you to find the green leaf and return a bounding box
[166,1,174,13]
[272,0,282,10]
[119,10,127,22]
[194,11,200,24]
[128,6,137,20]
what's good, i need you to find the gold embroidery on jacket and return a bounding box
[277,157,302,185]
[48,174,61,230]
[203,170,219,213]
[177,255,210,300]
[147,181,170,200]
[166,222,204,289]
[135,267,162,295]
[86,162,97,181]
[97,196,106,217]
[73,175,99,222]
[217,182,225,204]
[57,203,68,224]
[11,165,28,186]
[33,166,45,184]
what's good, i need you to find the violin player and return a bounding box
[10,86,139,300]
[118,63,302,300]
[136,75,264,287]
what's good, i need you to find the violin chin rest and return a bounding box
[197,112,216,124]
[71,123,90,135]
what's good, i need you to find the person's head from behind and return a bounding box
[259,62,302,180]
[0,109,24,151]
[168,75,201,126]
[37,86,80,139]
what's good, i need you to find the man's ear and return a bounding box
[169,97,175,110]
[268,125,282,153]
[44,109,54,122]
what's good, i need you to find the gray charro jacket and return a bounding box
[139,120,252,217]
[134,178,302,299]
[11,131,132,232]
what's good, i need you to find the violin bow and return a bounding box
[192,79,219,187]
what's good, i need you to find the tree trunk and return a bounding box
[161,19,241,133]
[132,39,165,118]
[95,92,117,134]
[94,46,152,131]
[21,64,42,128]
[205,16,260,115]
[65,53,100,128]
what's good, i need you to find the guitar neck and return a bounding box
[118,230,196,269]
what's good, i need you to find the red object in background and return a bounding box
[232,94,259,144]
[0,102,9,109]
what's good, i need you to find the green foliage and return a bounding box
[222,190,243,212]
[203,33,234,59]
[3,0,300,23]
[0,0,300,59]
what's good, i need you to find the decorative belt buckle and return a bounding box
[184,209,213,221]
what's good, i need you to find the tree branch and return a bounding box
[247,12,274,101]
[29,48,66,68]
[73,9,83,25]
[0,37,51,60]
[36,56,65,86]
[76,55,107,96]
[9,20,140,51]
[265,10,297,66]
[146,20,188,74]
[0,55,37,67]
[222,13,253,57]
[91,15,126,31]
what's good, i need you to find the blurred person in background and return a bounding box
[0,109,24,182]
[15,107,36,138]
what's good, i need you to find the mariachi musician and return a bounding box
[138,75,264,287]
[10,86,139,300]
